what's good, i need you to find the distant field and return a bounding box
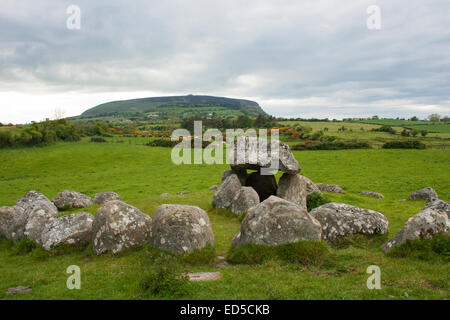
[0,141,449,299]
[352,119,450,133]
[279,120,450,148]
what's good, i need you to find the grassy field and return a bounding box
[0,140,449,300]
[280,121,450,148]
[351,119,450,134]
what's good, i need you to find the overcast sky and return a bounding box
[1,0,449,123]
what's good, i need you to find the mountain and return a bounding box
[77,95,268,120]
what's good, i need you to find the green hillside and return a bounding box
[78,95,268,120]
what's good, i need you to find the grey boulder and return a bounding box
[361,191,385,199]
[231,187,260,215]
[221,169,247,185]
[277,173,307,211]
[15,190,51,210]
[232,196,322,248]
[149,204,214,254]
[92,200,152,255]
[0,191,56,243]
[423,200,450,218]
[316,184,346,194]
[409,187,438,202]
[381,208,449,252]
[212,174,242,208]
[309,203,389,243]
[0,206,27,242]
[298,175,321,195]
[24,199,58,245]
[41,212,94,250]
[52,190,92,210]
[93,192,121,204]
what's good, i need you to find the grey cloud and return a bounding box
[0,0,449,121]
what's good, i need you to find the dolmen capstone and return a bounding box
[408,187,438,202]
[229,140,301,174]
[149,204,214,254]
[232,196,322,248]
[52,190,92,210]
[381,202,449,252]
[309,203,389,243]
[92,200,152,255]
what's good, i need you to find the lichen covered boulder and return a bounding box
[361,191,384,199]
[232,196,322,248]
[221,169,247,185]
[276,173,307,211]
[0,206,27,242]
[15,190,51,210]
[149,204,214,254]
[92,200,152,255]
[24,199,58,245]
[52,190,92,210]
[409,187,438,202]
[309,203,389,243]
[298,175,321,195]
[423,199,450,218]
[231,187,260,215]
[316,184,346,194]
[0,191,56,243]
[41,212,94,250]
[381,208,449,252]
[93,192,121,204]
[212,174,242,208]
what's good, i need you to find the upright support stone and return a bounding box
[276,174,307,211]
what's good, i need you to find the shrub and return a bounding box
[227,241,330,266]
[146,139,178,148]
[292,141,371,151]
[372,125,396,134]
[382,141,426,149]
[139,250,190,298]
[386,234,450,262]
[306,192,330,211]
[90,137,106,143]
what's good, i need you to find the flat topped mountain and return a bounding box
[79,95,267,119]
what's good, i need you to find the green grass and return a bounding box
[0,140,449,299]
[281,120,450,147]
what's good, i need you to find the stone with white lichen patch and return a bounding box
[309,202,389,243]
[232,196,322,248]
[381,207,449,252]
[41,212,94,250]
[149,204,214,254]
[91,200,151,255]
